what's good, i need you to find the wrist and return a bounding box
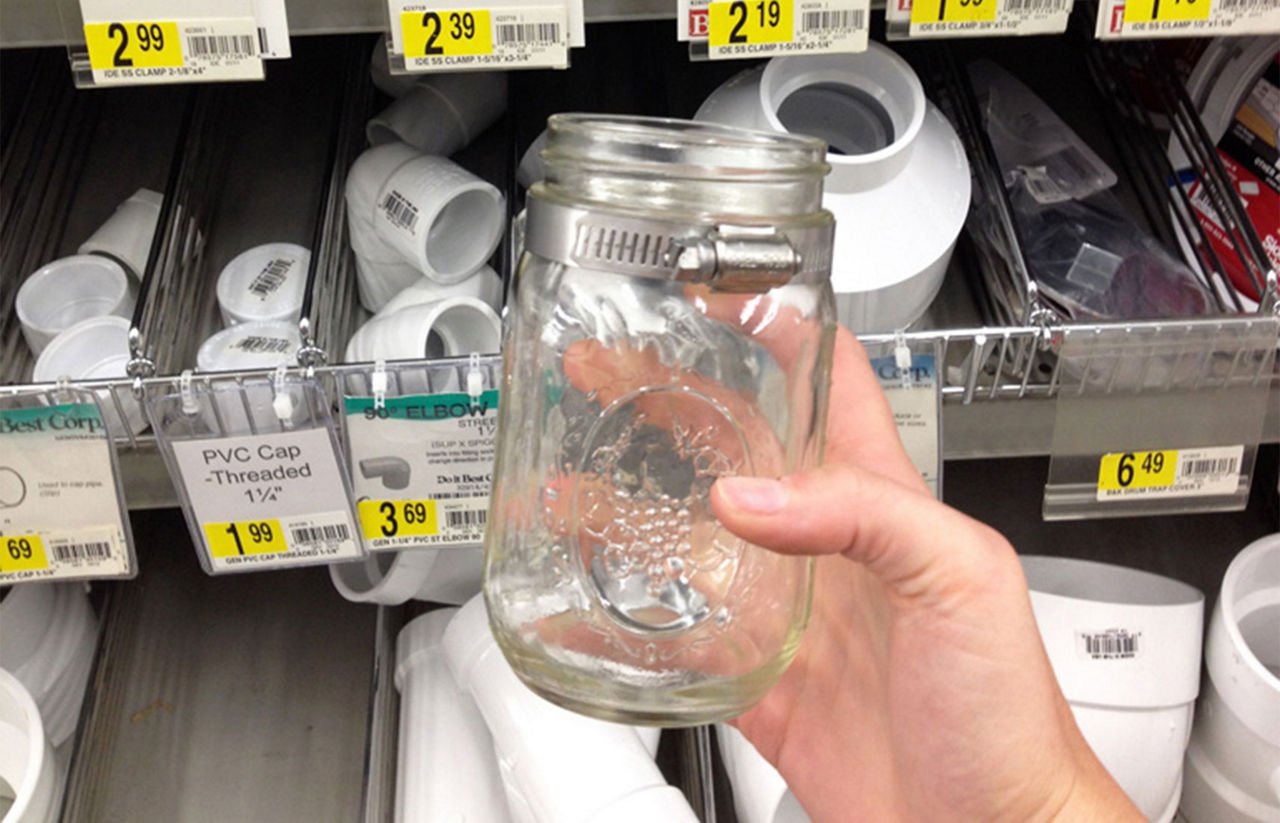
[1043,750,1145,823]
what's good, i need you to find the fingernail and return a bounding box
[718,477,787,514]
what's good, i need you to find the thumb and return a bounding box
[711,464,1010,601]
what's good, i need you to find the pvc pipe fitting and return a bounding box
[375,265,504,317]
[17,255,136,356]
[353,251,424,314]
[360,456,412,490]
[368,34,420,98]
[695,44,970,333]
[716,724,810,823]
[77,188,164,279]
[343,297,502,364]
[32,315,147,436]
[442,596,697,823]
[196,320,301,372]
[329,546,483,606]
[215,243,310,326]
[372,155,505,285]
[1022,556,1204,822]
[394,608,512,823]
[0,668,57,823]
[367,72,509,156]
[1181,533,1280,823]
[0,583,98,748]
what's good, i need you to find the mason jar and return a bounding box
[485,113,836,725]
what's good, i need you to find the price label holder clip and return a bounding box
[64,0,265,87]
[869,335,944,500]
[682,0,870,60]
[0,387,137,584]
[1094,0,1280,39]
[884,0,1074,39]
[384,0,577,73]
[1042,320,1277,520]
[343,354,500,554]
[147,372,363,574]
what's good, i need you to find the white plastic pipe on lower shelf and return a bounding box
[0,668,57,823]
[395,608,512,823]
[442,596,696,823]
[1181,533,1280,823]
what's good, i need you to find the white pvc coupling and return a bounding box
[0,583,98,748]
[1022,555,1204,823]
[367,72,508,157]
[716,724,811,823]
[695,43,970,333]
[395,608,512,823]
[442,595,695,823]
[77,188,163,279]
[0,668,57,823]
[376,265,504,317]
[1181,532,1280,823]
[330,546,483,606]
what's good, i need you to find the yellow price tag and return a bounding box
[1123,0,1211,23]
[708,0,794,47]
[910,0,998,24]
[1097,450,1178,492]
[358,500,440,540]
[204,519,288,558]
[401,10,494,58]
[0,535,49,573]
[85,21,183,71]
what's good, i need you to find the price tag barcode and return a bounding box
[703,0,869,59]
[1095,0,1280,37]
[890,0,1072,37]
[80,15,263,86]
[1096,445,1244,502]
[202,513,354,565]
[395,3,569,71]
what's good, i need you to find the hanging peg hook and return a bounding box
[179,370,200,415]
[372,359,388,412]
[466,352,484,400]
[272,365,294,425]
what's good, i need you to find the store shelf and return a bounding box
[0,0,677,48]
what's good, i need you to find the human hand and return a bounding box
[711,327,1144,823]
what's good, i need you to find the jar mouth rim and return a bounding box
[543,113,830,181]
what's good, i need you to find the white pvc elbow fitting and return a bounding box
[1022,556,1203,823]
[1181,533,1280,823]
[695,43,969,333]
[0,668,57,823]
[442,595,695,823]
[0,583,99,748]
[367,72,508,157]
[330,546,483,606]
[375,265,504,317]
[343,297,501,363]
[716,724,811,823]
[395,609,512,823]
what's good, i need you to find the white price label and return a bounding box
[872,351,942,499]
[79,0,263,86]
[345,390,498,551]
[1095,0,1280,38]
[253,0,291,59]
[390,1,570,71]
[681,0,869,56]
[168,428,361,572]
[0,402,133,583]
[885,0,1074,38]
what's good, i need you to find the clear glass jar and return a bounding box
[485,114,836,725]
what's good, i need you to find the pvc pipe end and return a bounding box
[441,594,494,689]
